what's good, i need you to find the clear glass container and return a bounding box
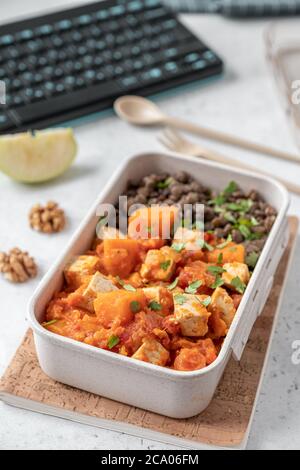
[265,20,300,150]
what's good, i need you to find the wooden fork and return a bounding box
[158,128,300,196]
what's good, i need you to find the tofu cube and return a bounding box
[140,246,179,282]
[82,272,118,311]
[222,262,250,290]
[174,293,210,337]
[173,227,203,251]
[210,287,236,328]
[132,338,169,366]
[64,255,102,289]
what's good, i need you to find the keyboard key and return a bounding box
[35,24,53,36]
[16,29,34,41]
[0,112,14,131]
[192,60,207,70]
[118,75,139,90]
[185,52,201,63]
[0,35,14,46]
[55,19,72,31]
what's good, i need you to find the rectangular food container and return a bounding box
[28,152,290,419]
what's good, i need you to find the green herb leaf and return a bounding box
[216,234,232,249]
[223,181,238,196]
[210,276,225,289]
[207,265,226,275]
[210,194,226,206]
[245,251,259,269]
[185,279,202,294]
[196,239,214,251]
[239,224,252,240]
[167,277,179,291]
[130,300,141,314]
[116,276,136,292]
[107,335,120,349]
[42,319,58,327]
[251,216,259,226]
[201,296,212,308]
[231,276,246,294]
[217,253,223,264]
[160,260,171,271]
[224,212,237,224]
[156,177,172,189]
[227,199,253,213]
[174,294,187,305]
[148,300,162,311]
[171,242,185,252]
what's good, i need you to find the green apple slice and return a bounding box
[0,128,77,183]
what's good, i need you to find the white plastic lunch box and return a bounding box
[28,152,290,419]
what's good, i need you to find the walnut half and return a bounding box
[29,201,65,234]
[0,248,37,283]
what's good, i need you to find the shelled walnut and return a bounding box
[0,248,37,283]
[29,201,65,233]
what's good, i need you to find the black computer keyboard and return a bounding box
[0,0,223,133]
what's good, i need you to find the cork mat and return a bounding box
[0,217,298,448]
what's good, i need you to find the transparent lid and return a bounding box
[265,20,300,148]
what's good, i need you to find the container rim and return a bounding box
[27,151,290,381]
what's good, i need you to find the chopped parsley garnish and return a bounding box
[160,260,171,271]
[197,239,214,251]
[171,242,185,252]
[156,177,172,189]
[231,276,246,294]
[224,212,237,224]
[239,224,252,240]
[223,180,238,196]
[201,296,212,308]
[130,300,141,313]
[107,335,120,349]
[209,194,226,206]
[148,300,162,311]
[245,251,259,269]
[207,265,226,275]
[116,276,136,292]
[227,199,253,213]
[211,276,225,289]
[217,253,223,264]
[216,234,232,249]
[174,294,187,305]
[167,277,178,291]
[185,279,202,294]
[42,319,57,327]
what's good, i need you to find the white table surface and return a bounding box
[0,0,300,451]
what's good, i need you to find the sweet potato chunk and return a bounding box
[94,289,147,328]
[178,260,215,293]
[128,205,179,239]
[174,347,206,371]
[103,238,139,278]
[206,243,245,264]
